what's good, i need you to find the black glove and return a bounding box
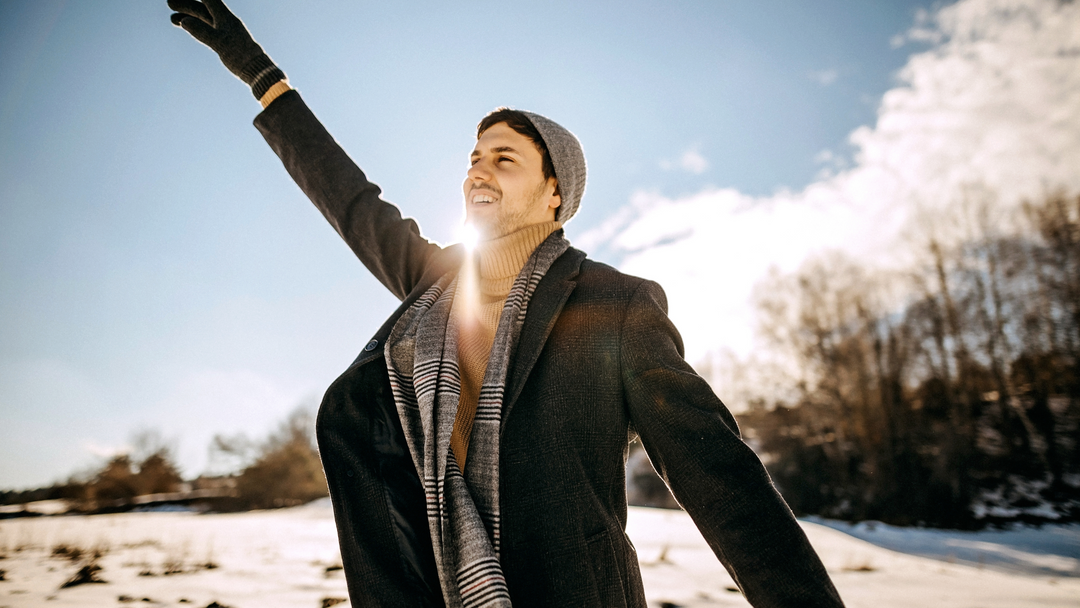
[168,0,286,99]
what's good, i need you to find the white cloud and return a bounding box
[583,0,1080,365]
[80,439,128,459]
[808,68,839,85]
[660,146,710,174]
[813,149,851,180]
[679,148,709,174]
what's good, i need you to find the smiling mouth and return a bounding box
[469,188,500,205]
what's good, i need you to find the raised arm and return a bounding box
[168,0,441,299]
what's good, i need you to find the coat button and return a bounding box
[364,339,379,352]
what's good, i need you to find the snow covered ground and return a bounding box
[0,501,1076,607]
[629,508,1079,608]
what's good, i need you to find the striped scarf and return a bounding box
[385,230,569,607]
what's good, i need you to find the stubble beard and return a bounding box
[472,179,550,241]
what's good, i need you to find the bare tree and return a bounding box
[738,190,1080,527]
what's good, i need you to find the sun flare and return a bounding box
[458,223,480,252]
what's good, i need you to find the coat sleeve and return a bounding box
[620,280,845,608]
[253,90,441,300]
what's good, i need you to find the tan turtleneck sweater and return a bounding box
[451,220,562,468]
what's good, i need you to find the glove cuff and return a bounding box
[239,53,287,100]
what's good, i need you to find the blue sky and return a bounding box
[5,0,1054,490]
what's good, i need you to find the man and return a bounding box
[168,1,846,607]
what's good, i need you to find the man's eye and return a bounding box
[498,157,513,163]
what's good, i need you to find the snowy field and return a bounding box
[0,500,1077,607]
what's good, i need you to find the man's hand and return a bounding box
[168,0,286,99]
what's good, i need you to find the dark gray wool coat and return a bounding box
[254,90,845,608]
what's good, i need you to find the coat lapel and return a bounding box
[501,247,586,428]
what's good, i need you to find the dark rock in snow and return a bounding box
[59,563,106,588]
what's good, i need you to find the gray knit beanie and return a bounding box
[520,111,587,224]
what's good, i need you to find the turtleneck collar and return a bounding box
[475,221,562,298]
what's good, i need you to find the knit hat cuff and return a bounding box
[520,112,587,224]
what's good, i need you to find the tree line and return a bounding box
[0,409,327,513]
[736,191,1079,528]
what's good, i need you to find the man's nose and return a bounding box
[466,159,491,182]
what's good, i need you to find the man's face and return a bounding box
[464,122,561,240]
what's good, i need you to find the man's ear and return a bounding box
[547,178,562,211]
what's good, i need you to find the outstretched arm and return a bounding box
[168,0,442,298]
[621,281,844,608]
